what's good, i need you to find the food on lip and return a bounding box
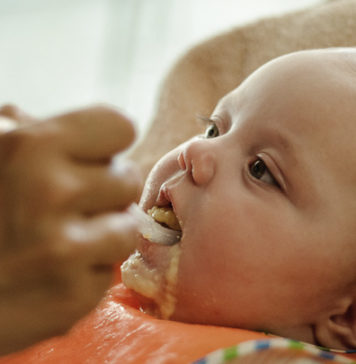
[128,203,181,245]
[148,205,181,231]
[121,251,161,300]
[121,245,182,319]
[122,204,183,319]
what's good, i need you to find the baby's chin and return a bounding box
[120,239,182,319]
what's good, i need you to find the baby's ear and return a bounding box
[314,297,356,350]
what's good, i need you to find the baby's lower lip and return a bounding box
[121,242,182,319]
[139,238,174,268]
[121,250,162,299]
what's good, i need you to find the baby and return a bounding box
[122,48,356,352]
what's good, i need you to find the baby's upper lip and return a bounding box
[155,170,186,208]
[148,170,187,232]
[156,184,172,207]
[154,183,183,232]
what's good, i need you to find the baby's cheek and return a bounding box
[172,244,227,322]
[172,226,257,327]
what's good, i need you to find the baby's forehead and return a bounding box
[220,49,356,129]
[216,49,356,181]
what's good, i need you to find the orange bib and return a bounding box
[1,281,355,363]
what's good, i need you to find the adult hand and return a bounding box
[0,105,141,355]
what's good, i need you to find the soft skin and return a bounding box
[0,105,141,355]
[136,49,356,350]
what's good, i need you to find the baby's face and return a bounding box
[124,50,356,342]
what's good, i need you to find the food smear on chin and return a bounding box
[121,205,182,318]
[121,244,182,319]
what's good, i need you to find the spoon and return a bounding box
[128,203,181,245]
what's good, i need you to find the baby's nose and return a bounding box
[177,138,216,186]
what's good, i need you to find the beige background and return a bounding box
[0,0,320,135]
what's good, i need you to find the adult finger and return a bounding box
[64,212,139,265]
[50,105,136,161]
[0,104,36,125]
[0,116,17,133]
[68,160,142,214]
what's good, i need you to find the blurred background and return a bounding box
[0,0,320,136]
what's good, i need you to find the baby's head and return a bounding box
[122,48,356,350]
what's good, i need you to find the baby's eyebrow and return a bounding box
[195,114,228,132]
[261,127,298,166]
[195,114,213,126]
[273,131,294,154]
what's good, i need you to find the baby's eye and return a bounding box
[205,123,220,138]
[249,158,280,187]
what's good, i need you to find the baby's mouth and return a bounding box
[147,205,182,232]
[128,203,182,245]
[121,204,183,319]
